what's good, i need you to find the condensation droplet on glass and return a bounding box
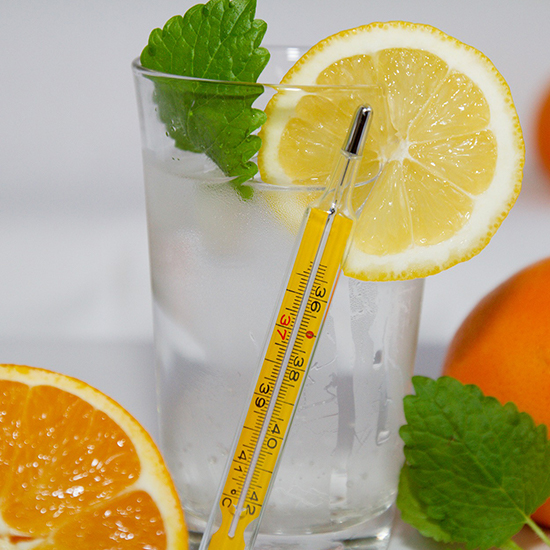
[376,430,391,445]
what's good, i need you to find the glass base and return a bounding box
[187,506,394,550]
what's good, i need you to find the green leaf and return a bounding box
[140,0,269,186]
[397,463,453,544]
[499,540,526,550]
[399,376,550,550]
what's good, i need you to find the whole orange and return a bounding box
[536,84,550,178]
[442,257,550,527]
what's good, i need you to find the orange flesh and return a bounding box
[0,381,167,548]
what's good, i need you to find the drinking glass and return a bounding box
[133,47,424,550]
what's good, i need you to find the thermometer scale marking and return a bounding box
[208,207,353,549]
[202,105,372,550]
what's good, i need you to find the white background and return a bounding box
[1,4,549,547]
[2,0,550,354]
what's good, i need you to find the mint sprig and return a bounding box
[398,376,550,550]
[140,0,269,188]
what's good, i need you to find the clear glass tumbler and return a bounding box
[133,48,424,550]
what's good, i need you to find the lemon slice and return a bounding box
[258,22,524,281]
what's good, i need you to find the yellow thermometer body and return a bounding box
[199,105,371,550]
[207,207,353,550]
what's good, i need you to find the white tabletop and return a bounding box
[1,339,546,549]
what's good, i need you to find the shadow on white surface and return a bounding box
[389,516,448,550]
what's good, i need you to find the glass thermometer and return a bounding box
[199,105,372,550]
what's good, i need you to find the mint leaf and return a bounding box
[397,463,453,544]
[140,0,269,186]
[399,376,550,550]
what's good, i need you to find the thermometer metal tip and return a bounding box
[343,105,372,157]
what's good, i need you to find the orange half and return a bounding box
[0,364,187,549]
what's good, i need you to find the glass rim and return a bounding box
[145,152,380,193]
[131,56,384,92]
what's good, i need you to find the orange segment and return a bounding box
[0,381,27,493]
[0,364,187,549]
[3,385,140,535]
[41,491,167,550]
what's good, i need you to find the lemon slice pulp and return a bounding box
[258,22,524,281]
